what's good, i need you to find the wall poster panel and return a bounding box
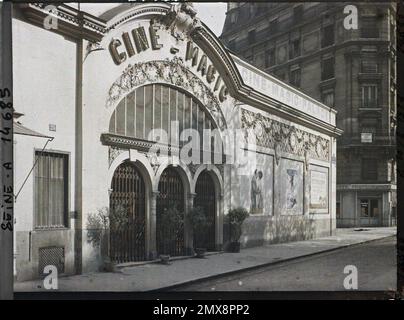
[280,158,304,215]
[309,165,329,214]
[240,152,274,215]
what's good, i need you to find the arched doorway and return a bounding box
[194,171,216,251]
[109,162,146,263]
[156,167,185,256]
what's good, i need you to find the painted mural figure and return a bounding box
[251,169,264,214]
[286,169,298,209]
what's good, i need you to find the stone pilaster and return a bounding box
[148,191,159,259]
[185,192,196,255]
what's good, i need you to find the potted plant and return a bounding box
[158,204,184,261]
[188,206,210,258]
[86,207,114,272]
[159,254,171,265]
[226,207,249,253]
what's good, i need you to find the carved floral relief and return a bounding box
[241,109,330,162]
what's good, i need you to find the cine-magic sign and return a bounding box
[108,23,228,102]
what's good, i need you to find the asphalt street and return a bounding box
[171,236,396,291]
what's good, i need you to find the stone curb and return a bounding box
[148,234,396,292]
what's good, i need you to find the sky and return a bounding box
[193,2,227,36]
[74,2,227,37]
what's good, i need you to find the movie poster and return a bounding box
[240,153,273,215]
[310,168,329,213]
[280,159,304,215]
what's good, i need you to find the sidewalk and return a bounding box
[14,227,396,292]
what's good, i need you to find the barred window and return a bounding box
[362,85,378,108]
[321,56,335,80]
[34,152,68,228]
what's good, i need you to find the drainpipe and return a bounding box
[74,6,84,275]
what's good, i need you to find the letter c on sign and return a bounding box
[109,38,127,65]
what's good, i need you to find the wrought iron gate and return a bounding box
[194,171,216,251]
[109,162,146,263]
[156,167,185,256]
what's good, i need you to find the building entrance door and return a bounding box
[109,162,146,263]
[156,167,185,256]
[194,171,216,251]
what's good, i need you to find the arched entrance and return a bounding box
[109,162,146,263]
[194,171,216,251]
[156,167,185,256]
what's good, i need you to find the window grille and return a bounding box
[38,247,65,276]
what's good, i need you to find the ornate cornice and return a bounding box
[19,3,107,42]
[106,57,227,131]
[190,27,244,94]
[101,133,180,154]
[103,133,227,181]
[107,6,169,32]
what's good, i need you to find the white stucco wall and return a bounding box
[13,17,77,280]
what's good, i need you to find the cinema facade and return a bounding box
[12,3,342,281]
